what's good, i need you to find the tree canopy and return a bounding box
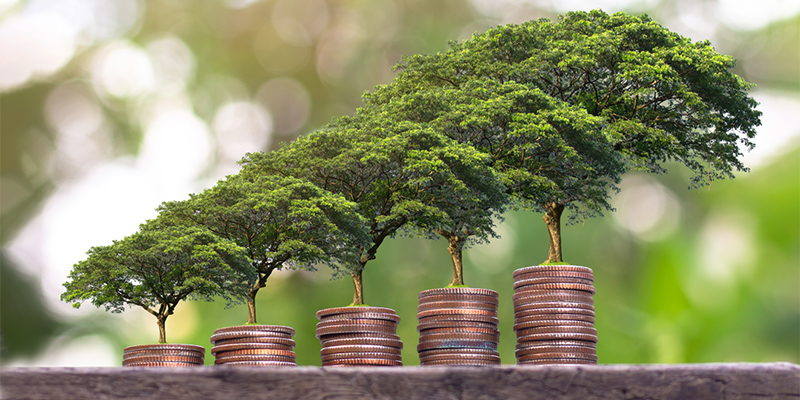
[157,173,368,323]
[61,222,254,343]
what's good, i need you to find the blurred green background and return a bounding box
[1,0,798,366]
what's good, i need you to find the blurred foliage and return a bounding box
[1,0,798,365]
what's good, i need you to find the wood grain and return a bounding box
[2,363,798,400]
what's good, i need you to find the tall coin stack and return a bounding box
[210,325,297,367]
[512,265,597,365]
[123,344,205,367]
[416,287,501,366]
[315,307,403,367]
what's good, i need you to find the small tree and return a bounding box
[375,9,761,263]
[61,223,254,343]
[158,173,368,324]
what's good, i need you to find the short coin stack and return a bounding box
[122,344,205,367]
[315,307,403,367]
[512,265,597,365]
[210,325,297,367]
[416,287,501,366]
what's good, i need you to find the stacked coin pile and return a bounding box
[122,344,205,367]
[512,265,597,365]
[416,287,501,366]
[210,325,297,367]
[315,307,403,367]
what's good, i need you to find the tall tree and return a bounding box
[61,222,254,343]
[158,174,368,324]
[371,9,761,262]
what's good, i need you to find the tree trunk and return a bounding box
[542,202,565,264]
[156,315,167,344]
[446,235,464,286]
[350,268,365,306]
[246,286,259,325]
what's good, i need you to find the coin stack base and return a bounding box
[417,287,501,366]
[316,307,403,367]
[211,325,297,367]
[123,344,205,367]
[512,265,597,365]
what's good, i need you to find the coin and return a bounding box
[317,318,397,329]
[515,346,596,358]
[214,349,297,358]
[418,347,499,356]
[316,307,397,320]
[320,337,403,349]
[513,282,596,294]
[210,330,293,343]
[318,312,401,323]
[211,337,296,347]
[516,326,597,335]
[419,287,498,299]
[419,327,500,336]
[321,358,402,366]
[417,321,498,333]
[518,358,597,365]
[315,324,398,338]
[214,354,296,364]
[319,332,401,342]
[516,340,597,350]
[123,362,202,367]
[124,344,205,355]
[513,319,594,331]
[513,265,593,277]
[418,314,500,325]
[513,277,594,289]
[122,355,204,365]
[420,353,501,364]
[217,361,297,367]
[516,332,598,343]
[513,271,594,281]
[321,352,403,363]
[418,294,499,305]
[417,301,497,312]
[417,340,498,352]
[514,305,595,315]
[514,314,596,324]
[213,325,295,336]
[123,350,205,359]
[420,359,500,366]
[419,332,500,342]
[321,344,402,356]
[417,308,497,319]
[512,292,594,304]
[211,343,294,355]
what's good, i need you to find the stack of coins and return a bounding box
[512,265,597,365]
[315,307,403,367]
[416,287,501,366]
[210,325,297,367]
[122,344,205,367]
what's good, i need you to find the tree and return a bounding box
[371,9,761,263]
[61,223,254,343]
[158,173,368,324]
[241,111,498,301]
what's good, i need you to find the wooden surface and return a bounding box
[2,363,798,400]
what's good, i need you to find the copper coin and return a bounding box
[517,326,597,336]
[214,354,296,364]
[419,287,498,299]
[122,355,204,365]
[513,265,593,277]
[516,340,596,350]
[321,345,402,356]
[417,340,498,352]
[513,277,594,289]
[123,350,205,359]
[417,308,497,319]
[420,353,501,364]
[513,289,594,300]
[418,294,499,305]
[418,314,500,326]
[514,271,594,281]
[215,349,297,359]
[211,337,296,347]
[419,332,500,342]
[516,346,596,357]
[315,324,397,338]
[211,343,294,355]
[418,347,499,358]
[513,320,594,331]
[515,310,595,321]
[124,344,205,355]
[420,327,500,336]
[519,358,597,365]
[317,318,397,329]
[421,359,499,366]
[210,330,293,343]
[513,282,595,294]
[321,352,403,362]
[322,358,402,366]
[417,302,497,313]
[318,312,401,323]
[213,325,295,336]
[417,321,498,333]
[514,304,595,314]
[321,337,403,349]
[512,292,594,304]
[217,361,297,367]
[316,307,397,320]
[319,332,401,342]
[124,362,202,367]
[517,332,598,343]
